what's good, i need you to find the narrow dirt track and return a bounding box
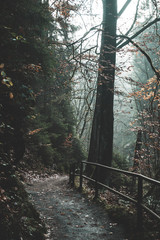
[26,174,127,240]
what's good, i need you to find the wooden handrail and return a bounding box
[69,161,160,234]
[83,161,160,186]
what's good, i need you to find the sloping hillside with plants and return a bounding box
[0,0,84,238]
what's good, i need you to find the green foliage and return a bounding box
[38,145,55,166]
[28,110,84,171]
[112,152,129,170]
[0,0,53,163]
[106,203,160,240]
[0,0,82,170]
[110,153,131,190]
[106,204,136,230]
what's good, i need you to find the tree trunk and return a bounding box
[133,129,142,172]
[87,0,117,181]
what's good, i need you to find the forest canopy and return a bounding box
[0,0,84,172]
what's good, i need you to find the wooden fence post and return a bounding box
[79,162,83,192]
[94,165,99,199]
[137,175,143,233]
[69,163,75,187]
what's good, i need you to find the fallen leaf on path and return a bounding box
[75,225,84,228]
[67,222,72,225]
[60,212,65,215]
[100,225,105,229]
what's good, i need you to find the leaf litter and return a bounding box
[26,174,126,240]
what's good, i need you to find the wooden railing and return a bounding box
[69,161,160,232]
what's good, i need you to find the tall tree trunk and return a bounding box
[87,0,117,181]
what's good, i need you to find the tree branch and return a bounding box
[117,18,160,49]
[118,0,132,18]
[117,0,140,46]
[67,24,101,47]
[117,35,160,79]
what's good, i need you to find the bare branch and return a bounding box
[117,0,140,46]
[117,18,160,49]
[117,35,160,78]
[67,24,101,47]
[118,0,132,18]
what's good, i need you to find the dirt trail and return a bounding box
[26,174,127,240]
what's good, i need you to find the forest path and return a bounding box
[26,174,127,240]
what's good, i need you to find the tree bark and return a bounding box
[87,0,117,181]
[133,130,142,172]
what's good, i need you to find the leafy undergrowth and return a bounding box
[0,159,46,240]
[74,177,160,240]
